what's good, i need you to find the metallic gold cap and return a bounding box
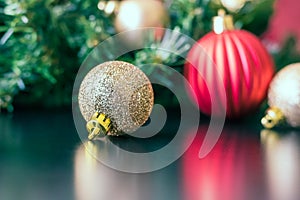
[261,107,285,129]
[86,112,112,140]
[213,9,235,34]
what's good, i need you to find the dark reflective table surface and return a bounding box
[0,110,300,200]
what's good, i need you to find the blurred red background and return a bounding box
[264,0,300,50]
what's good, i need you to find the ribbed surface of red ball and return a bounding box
[185,30,275,118]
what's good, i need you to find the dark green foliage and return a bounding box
[0,0,113,110]
[272,37,300,71]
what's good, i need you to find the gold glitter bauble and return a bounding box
[78,61,154,137]
[262,63,300,128]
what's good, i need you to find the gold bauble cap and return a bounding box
[213,9,235,34]
[261,107,285,129]
[86,112,112,140]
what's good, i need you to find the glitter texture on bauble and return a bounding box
[78,61,154,137]
[262,63,300,128]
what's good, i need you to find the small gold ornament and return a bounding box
[221,0,247,12]
[262,63,300,128]
[114,0,169,48]
[97,0,169,48]
[79,61,154,139]
[115,0,168,30]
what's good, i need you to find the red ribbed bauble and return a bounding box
[184,10,275,118]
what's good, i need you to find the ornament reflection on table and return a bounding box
[185,9,275,118]
[78,61,154,140]
[183,125,262,200]
[74,143,180,200]
[261,129,300,200]
[262,63,300,128]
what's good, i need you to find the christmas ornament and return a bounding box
[261,63,300,128]
[78,61,154,140]
[221,0,247,12]
[98,0,168,48]
[97,0,168,30]
[114,0,168,32]
[184,10,275,118]
[114,0,168,48]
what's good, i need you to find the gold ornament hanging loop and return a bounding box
[86,112,112,140]
[213,9,235,34]
[261,107,284,129]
